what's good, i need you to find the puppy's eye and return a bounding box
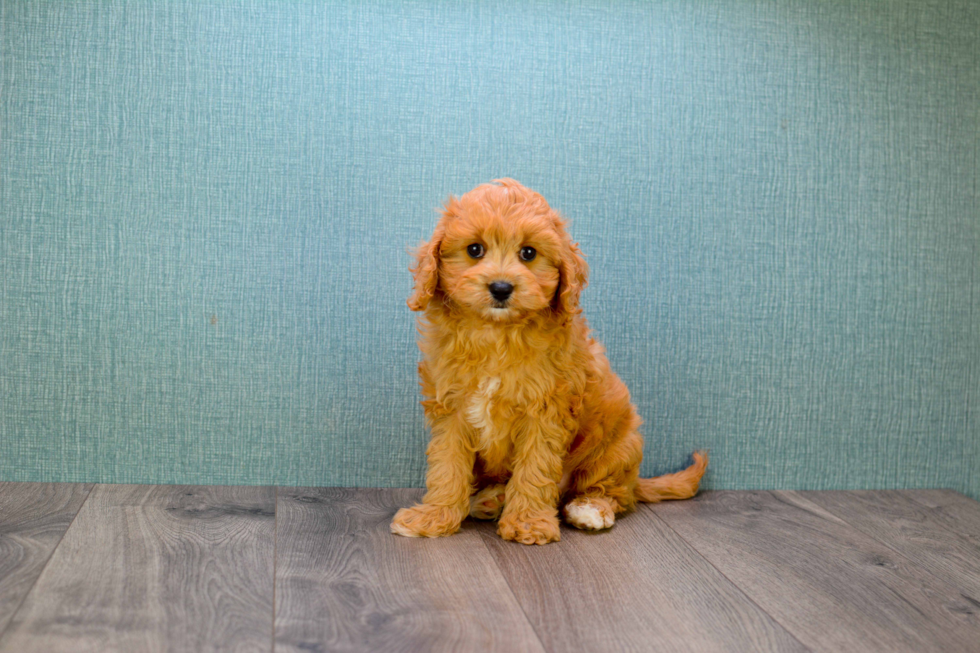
[466,243,485,259]
[519,246,537,262]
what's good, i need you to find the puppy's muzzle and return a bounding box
[488,281,514,303]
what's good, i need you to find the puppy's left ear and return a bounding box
[554,237,589,317]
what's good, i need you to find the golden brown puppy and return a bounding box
[391,179,707,545]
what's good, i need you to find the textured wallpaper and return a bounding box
[1,1,977,497]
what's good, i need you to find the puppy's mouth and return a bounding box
[485,300,517,321]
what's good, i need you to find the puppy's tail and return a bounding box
[635,451,708,503]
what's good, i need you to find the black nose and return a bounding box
[489,281,514,302]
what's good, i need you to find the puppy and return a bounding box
[391,179,707,545]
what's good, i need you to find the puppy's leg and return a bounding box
[497,417,566,545]
[563,429,644,531]
[391,413,475,538]
[470,483,507,520]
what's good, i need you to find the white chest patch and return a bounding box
[465,376,501,450]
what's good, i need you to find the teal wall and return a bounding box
[2,1,978,497]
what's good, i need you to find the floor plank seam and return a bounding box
[643,499,814,653]
[476,523,552,653]
[0,483,95,645]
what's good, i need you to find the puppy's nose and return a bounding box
[488,281,514,302]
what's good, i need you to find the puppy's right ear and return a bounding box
[407,228,443,311]
[408,197,462,311]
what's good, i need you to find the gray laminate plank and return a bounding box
[802,490,980,603]
[0,483,92,635]
[654,491,980,652]
[0,484,275,653]
[905,490,980,544]
[477,505,808,653]
[274,488,545,653]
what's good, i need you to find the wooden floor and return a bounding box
[0,485,978,652]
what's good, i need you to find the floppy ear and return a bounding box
[554,238,588,317]
[408,197,464,311]
[407,227,444,312]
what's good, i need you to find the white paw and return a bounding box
[564,500,615,530]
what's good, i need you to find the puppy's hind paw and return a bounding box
[469,484,507,520]
[563,498,615,531]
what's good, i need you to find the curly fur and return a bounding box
[391,179,707,545]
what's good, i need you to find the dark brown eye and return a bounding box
[520,246,537,262]
[467,243,485,259]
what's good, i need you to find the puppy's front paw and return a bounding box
[498,511,561,545]
[391,504,463,538]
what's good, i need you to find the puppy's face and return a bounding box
[438,207,561,322]
[409,179,588,322]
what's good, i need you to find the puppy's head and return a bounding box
[409,179,588,323]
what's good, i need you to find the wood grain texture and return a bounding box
[0,484,275,653]
[478,505,807,653]
[905,490,980,544]
[274,488,545,653]
[803,490,980,602]
[0,483,92,635]
[2,485,977,652]
[655,491,980,652]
